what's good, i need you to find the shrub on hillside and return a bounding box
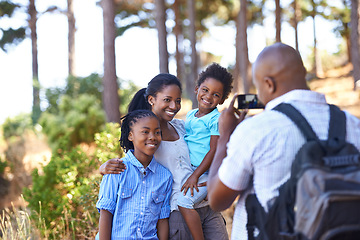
[39,94,106,150]
[2,113,33,140]
[23,123,123,239]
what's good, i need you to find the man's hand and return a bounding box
[207,94,247,211]
[218,94,248,139]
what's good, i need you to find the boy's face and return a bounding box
[196,77,224,113]
[128,117,162,162]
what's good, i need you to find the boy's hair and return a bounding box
[119,110,159,152]
[197,63,233,101]
[128,73,182,112]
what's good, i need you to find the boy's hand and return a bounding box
[99,158,126,175]
[181,174,200,197]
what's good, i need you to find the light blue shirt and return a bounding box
[96,150,173,240]
[184,108,220,167]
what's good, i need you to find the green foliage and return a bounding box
[2,113,33,140]
[44,74,103,114]
[0,157,7,175]
[0,1,26,51]
[119,79,139,114]
[0,0,19,17]
[39,94,106,150]
[23,123,123,239]
[0,27,26,51]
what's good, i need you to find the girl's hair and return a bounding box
[128,73,182,112]
[197,63,233,101]
[119,109,158,152]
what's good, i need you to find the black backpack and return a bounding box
[245,103,360,240]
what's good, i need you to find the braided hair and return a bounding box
[119,109,159,152]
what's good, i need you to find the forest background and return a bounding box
[0,0,360,239]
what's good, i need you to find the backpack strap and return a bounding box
[273,103,318,142]
[328,104,346,142]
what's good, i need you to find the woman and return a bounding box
[100,73,228,239]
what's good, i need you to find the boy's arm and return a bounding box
[181,135,219,196]
[156,218,169,240]
[99,210,113,240]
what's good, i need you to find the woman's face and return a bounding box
[148,84,182,122]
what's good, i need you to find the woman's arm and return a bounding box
[157,218,169,240]
[181,135,219,196]
[99,210,113,240]
[99,158,126,175]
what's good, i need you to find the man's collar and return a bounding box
[265,90,326,110]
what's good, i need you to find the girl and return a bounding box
[178,63,233,240]
[100,73,229,240]
[96,109,172,239]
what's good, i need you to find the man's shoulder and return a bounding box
[239,110,288,130]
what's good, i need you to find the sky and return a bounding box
[0,0,344,124]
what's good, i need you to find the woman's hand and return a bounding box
[99,158,126,175]
[181,173,200,197]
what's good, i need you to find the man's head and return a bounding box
[252,43,309,106]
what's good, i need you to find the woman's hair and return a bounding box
[119,109,158,152]
[128,73,182,112]
[197,63,233,101]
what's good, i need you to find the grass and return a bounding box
[0,196,98,240]
[0,201,38,240]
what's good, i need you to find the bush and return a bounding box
[23,123,123,239]
[0,157,7,175]
[39,94,106,150]
[44,74,103,114]
[2,113,33,140]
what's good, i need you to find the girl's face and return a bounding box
[196,77,224,114]
[128,116,162,162]
[148,84,182,122]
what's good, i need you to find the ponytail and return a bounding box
[128,88,151,112]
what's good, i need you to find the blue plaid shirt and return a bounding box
[96,150,172,239]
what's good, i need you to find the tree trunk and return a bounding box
[234,10,242,93]
[173,0,184,81]
[351,0,360,89]
[312,0,323,78]
[293,0,299,51]
[275,0,281,42]
[29,0,40,124]
[102,0,121,122]
[187,0,197,107]
[237,0,249,93]
[155,0,169,73]
[67,0,76,76]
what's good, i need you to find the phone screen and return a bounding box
[237,94,265,109]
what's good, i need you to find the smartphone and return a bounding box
[237,94,265,109]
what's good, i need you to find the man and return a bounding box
[207,43,360,239]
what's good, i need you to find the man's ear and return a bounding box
[128,131,134,142]
[264,76,276,94]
